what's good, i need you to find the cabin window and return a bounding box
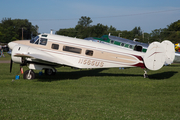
[129,45,133,49]
[51,44,59,50]
[110,40,114,44]
[120,43,125,46]
[63,46,82,54]
[134,45,142,52]
[85,50,93,56]
[39,38,47,46]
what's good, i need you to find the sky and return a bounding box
[0,0,180,34]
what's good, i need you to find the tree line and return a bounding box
[56,16,180,44]
[0,17,180,44]
[0,18,38,43]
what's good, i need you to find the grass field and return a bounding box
[0,61,180,119]
[0,52,11,61]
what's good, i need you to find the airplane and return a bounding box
[175,43,180,52]
[8,33,175,79]
[85,35,180,64]
[84,35,148,52]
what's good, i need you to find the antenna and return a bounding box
[50,29,53,34]
[118,33,122,37]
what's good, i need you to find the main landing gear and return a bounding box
[23,68,56,80]
[45,68,56,75]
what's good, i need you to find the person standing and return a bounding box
[0,48,1,57]
[0,48,5,57]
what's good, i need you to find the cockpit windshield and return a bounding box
[30,36,39,43]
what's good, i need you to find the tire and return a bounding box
[143,74,148,78]
[45,69,53,75]
[45,69,56,75]
[23,70,35,80]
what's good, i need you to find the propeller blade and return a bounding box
[10,59,13,73]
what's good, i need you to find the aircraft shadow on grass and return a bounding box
[148,71,178,80]
[35,68,178,82]
[36,68,141,82]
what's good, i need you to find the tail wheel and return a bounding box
[23,70,35,80]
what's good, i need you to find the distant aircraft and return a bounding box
[85,35,180,64]
[8,33,175,79]
[175,43,180,52]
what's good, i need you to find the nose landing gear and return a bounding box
[23,70,35,80]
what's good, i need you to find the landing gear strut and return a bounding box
[143,69,148,78]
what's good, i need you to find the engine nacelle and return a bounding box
[11,45,29,64]
[12,56,23,64]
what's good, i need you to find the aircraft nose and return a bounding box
[8,42,18,49]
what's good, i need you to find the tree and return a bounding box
[168,20,180,31]
[55,16,180,43]
[91,23,108,37]
[77,16,93,28]
[166,20,180,43]
[0,18,38,43]
[74,16,93,38]
[56,28,77,37]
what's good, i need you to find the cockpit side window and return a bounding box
[34,39,39,44]
[30,36,39,43]
[39,38,47,46]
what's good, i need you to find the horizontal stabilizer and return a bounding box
[161,40,175,65]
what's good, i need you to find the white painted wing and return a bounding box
[14,53,71,66]
[12,43,74,66]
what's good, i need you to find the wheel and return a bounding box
[45,69,56,75]
[144,73,148,78]
[23,70,35,80]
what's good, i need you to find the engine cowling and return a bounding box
[12,55,22,64]
[11,45,29,64]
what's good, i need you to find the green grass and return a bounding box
[0,63,180,119]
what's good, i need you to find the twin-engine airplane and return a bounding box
[8,33,175,79]
[85,35,180,63]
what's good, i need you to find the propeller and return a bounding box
[10,59,13,73]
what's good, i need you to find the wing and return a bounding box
[12,45,72,66]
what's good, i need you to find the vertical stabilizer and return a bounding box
[161,40,175,65]
[144,42,165,70]
[144,40,175,70]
